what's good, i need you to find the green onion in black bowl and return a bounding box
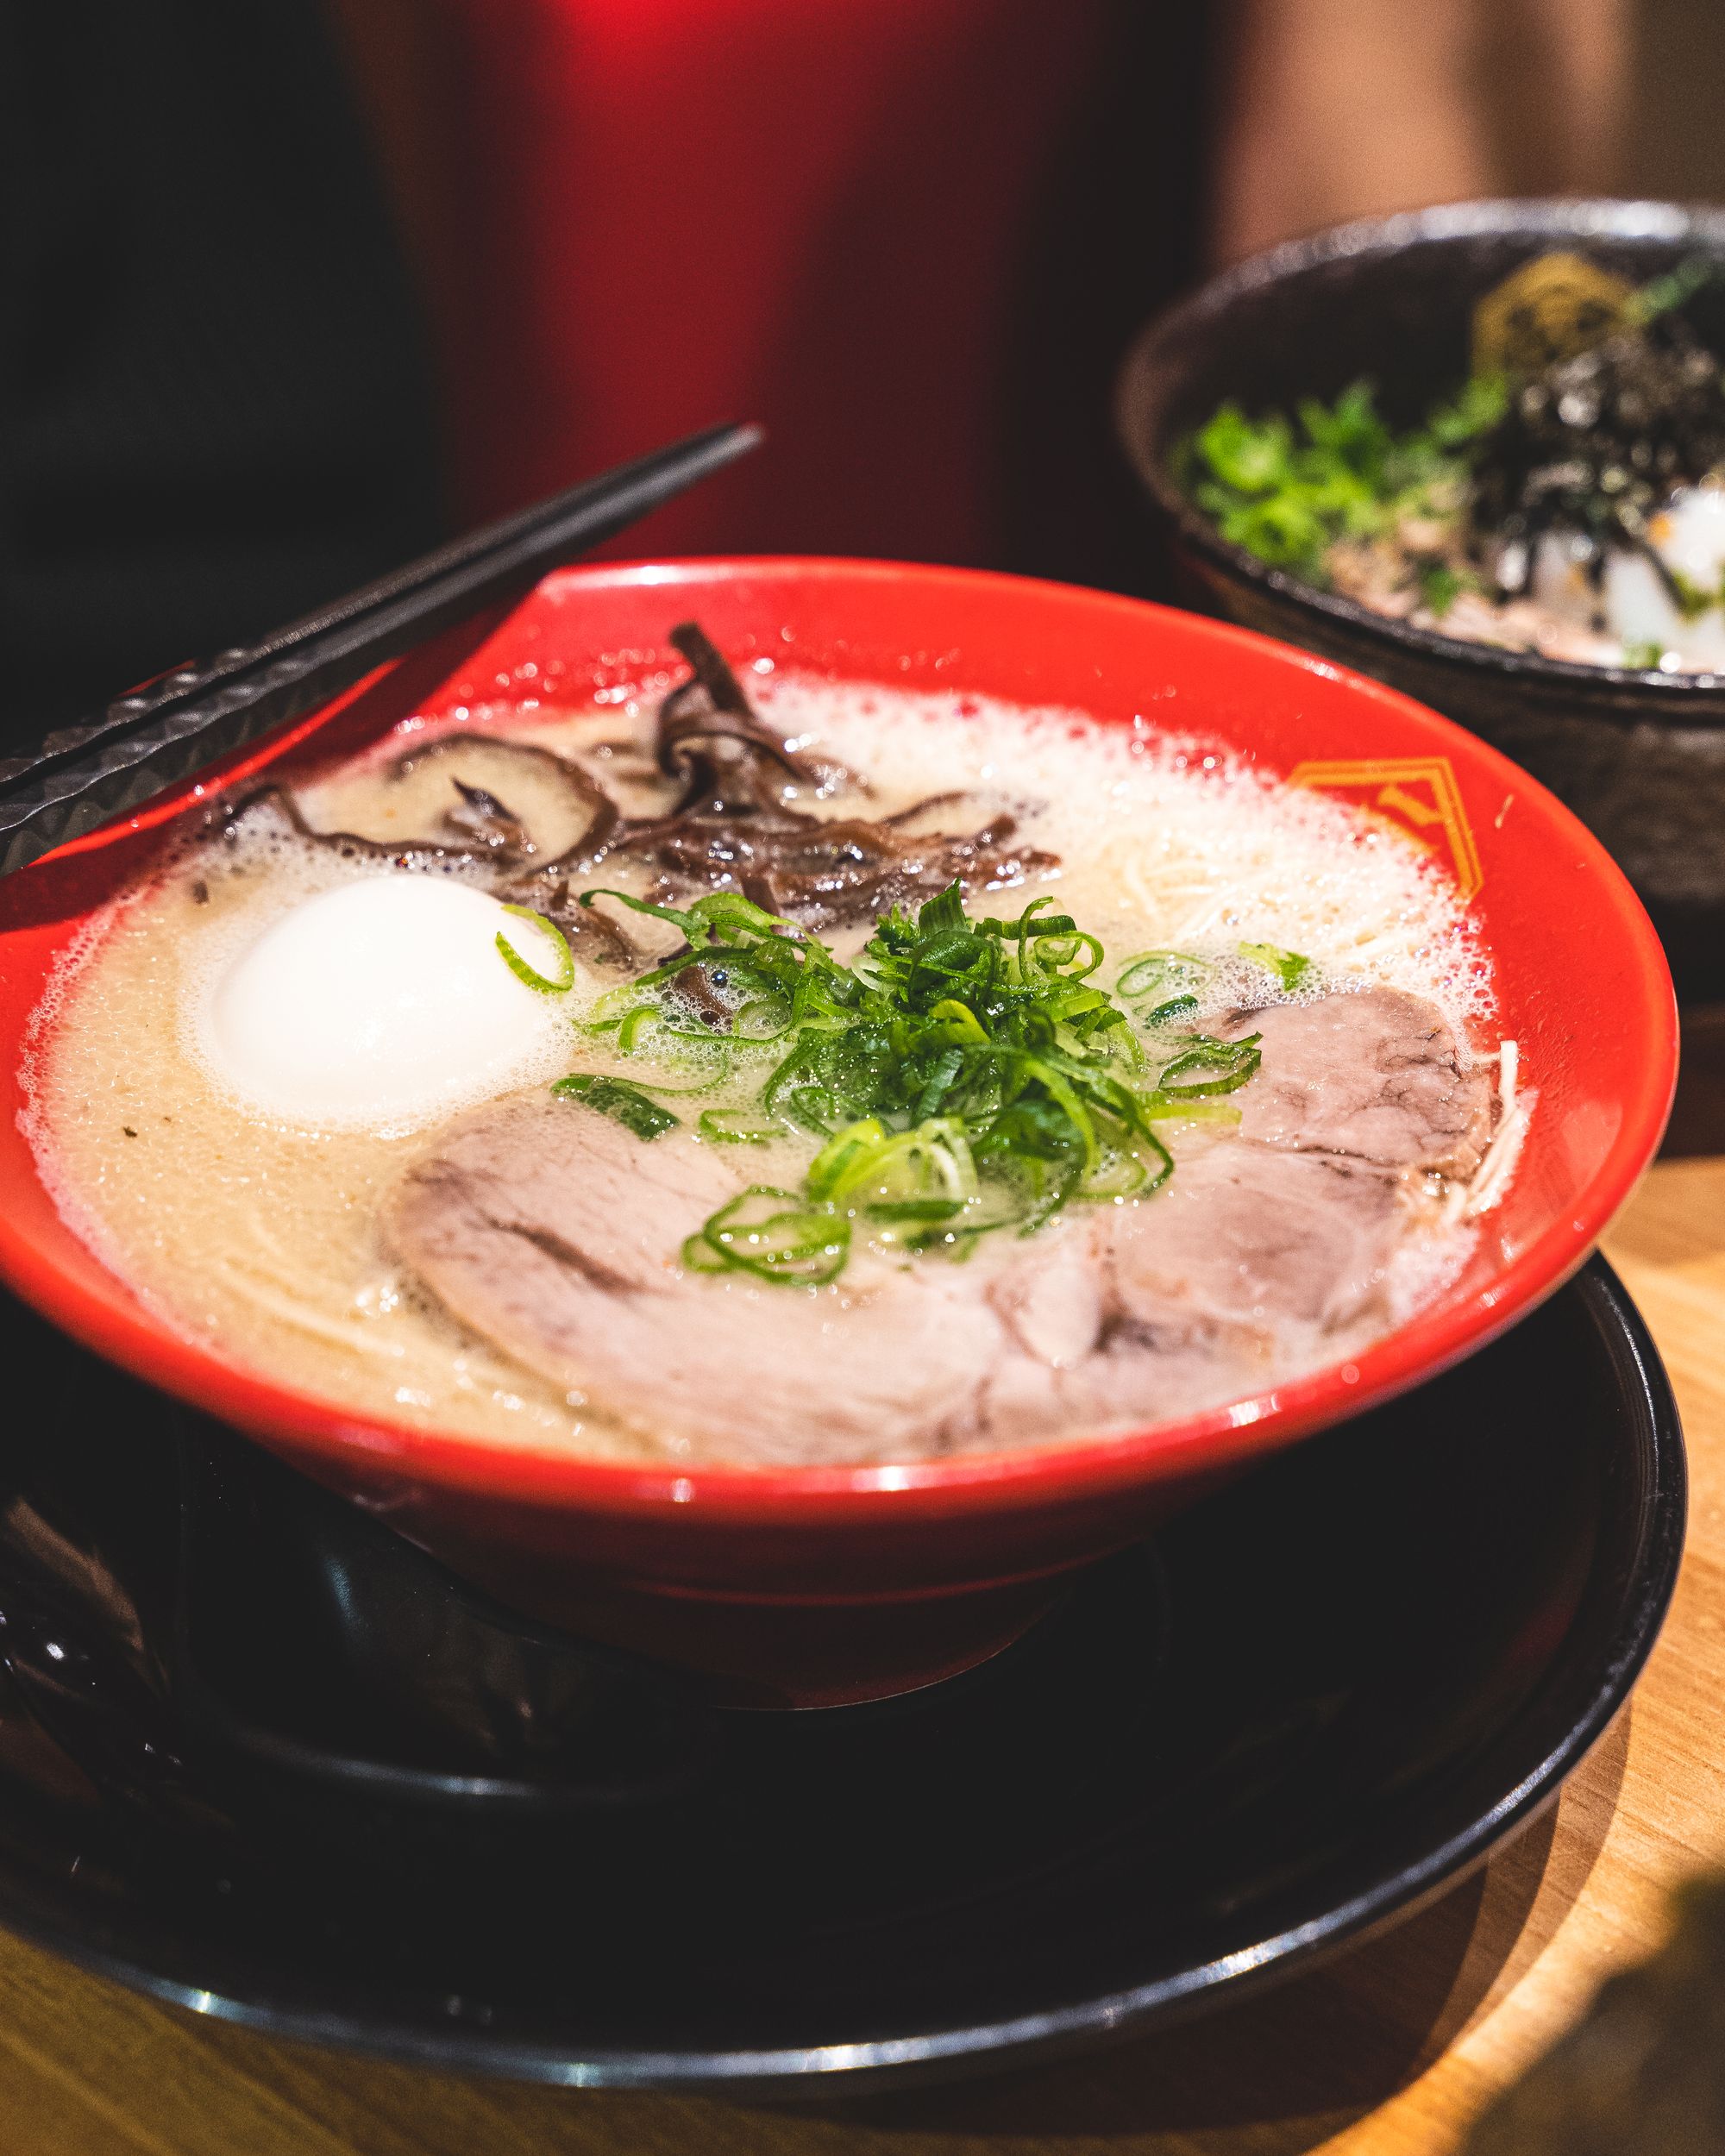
[1117,197,1725,1000]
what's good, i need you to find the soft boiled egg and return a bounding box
[1531,486,1725,668]
[1600,482,1725,669]
[202,875,571,1128]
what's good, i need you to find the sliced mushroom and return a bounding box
[595,622,1058,927]
[205,622,1058,942]
[298,734,618,867]
[445,779,528,854]
[502,877,639,970]
[657,620,853,805]
[193,787,643,971]
[194,783,478,874]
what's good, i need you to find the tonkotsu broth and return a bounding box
[24,674,1494,1464]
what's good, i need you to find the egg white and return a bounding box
[199,875,573,1130]
[1578,481,1725,668]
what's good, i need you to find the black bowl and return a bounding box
[1116,196,1725,996]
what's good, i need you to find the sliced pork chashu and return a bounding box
[1220,985,1491,1175]
[968,1138,1405,1450]
[386,1098,1007,1466]
[386,986,1477,1464]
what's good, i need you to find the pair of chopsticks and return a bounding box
[0,422,763,878]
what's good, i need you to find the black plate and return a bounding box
[0,1257,1684,2095]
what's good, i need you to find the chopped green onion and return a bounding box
[973,908,1077,938]
[1117,950,1212,1003]
[698,1107,783,1144]
[916,883,968,935]
[1182,375,1505,582]
[552,1073,680,1140]
[1083,1128,1173,1200]
[574,878,1270,1283]
[1239,941,1313,991]
[806,1118,889,1202]
[1140,1094,1244,1125]
[1416,561,1462,617]
[495,905,575,993]
[1625,255,1715,326]
[926,997,990,1044]
[677,1230,732,1273]
[1078,1150,1148,1201]
[683,1187,850,1285]
[1668,567,1716,621]
[1156,1033,1263,1097]
[616,1005,659,1053]
[732,999,794,1041]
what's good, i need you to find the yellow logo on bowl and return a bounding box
[1288,756,1484,899]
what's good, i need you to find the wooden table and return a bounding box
[4,1059,1724,2155]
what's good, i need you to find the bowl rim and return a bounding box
[1117,192,1725,713]
[0,555,1680,1526]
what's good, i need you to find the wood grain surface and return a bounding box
[3,1111,1722,2153]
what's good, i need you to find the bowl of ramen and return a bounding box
[0,559,1676,1702]
[1117,197,1725,993]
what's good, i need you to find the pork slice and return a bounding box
[386,985,1461,1466]
[964,1309,1257,1451]
[1219,986,1491,1175]
[986,1217,1107,1369]
[384,1095,1009,1466]
[1103,1137,1402,1334]
[959,1137,1403,1451]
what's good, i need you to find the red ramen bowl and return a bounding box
[0,561,1677,1704]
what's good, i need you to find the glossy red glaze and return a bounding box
[0,562,1678,1702]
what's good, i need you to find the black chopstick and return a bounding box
[0,421,763,878]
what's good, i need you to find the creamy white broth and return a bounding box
[23,676,1499,1464]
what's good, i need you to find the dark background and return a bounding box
[0,0,1711,746]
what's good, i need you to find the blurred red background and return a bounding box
[7,0,1697,734]
[329,0,1194,571]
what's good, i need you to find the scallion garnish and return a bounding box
[566,881,1270,1283]
[495,904,575,993]
[1077,1143,1164,1202]
[681,1187,850,1284]
[698,1107,784,1144]
[553,1073,680,1140]
[1180,375,1507,583]
[1239,940,1313,991]
[1117,950,1214,1030]
[1416,561,1465,617]
[1155,1034,1263,1097]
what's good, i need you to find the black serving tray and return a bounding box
[0,1257,1684,2095]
